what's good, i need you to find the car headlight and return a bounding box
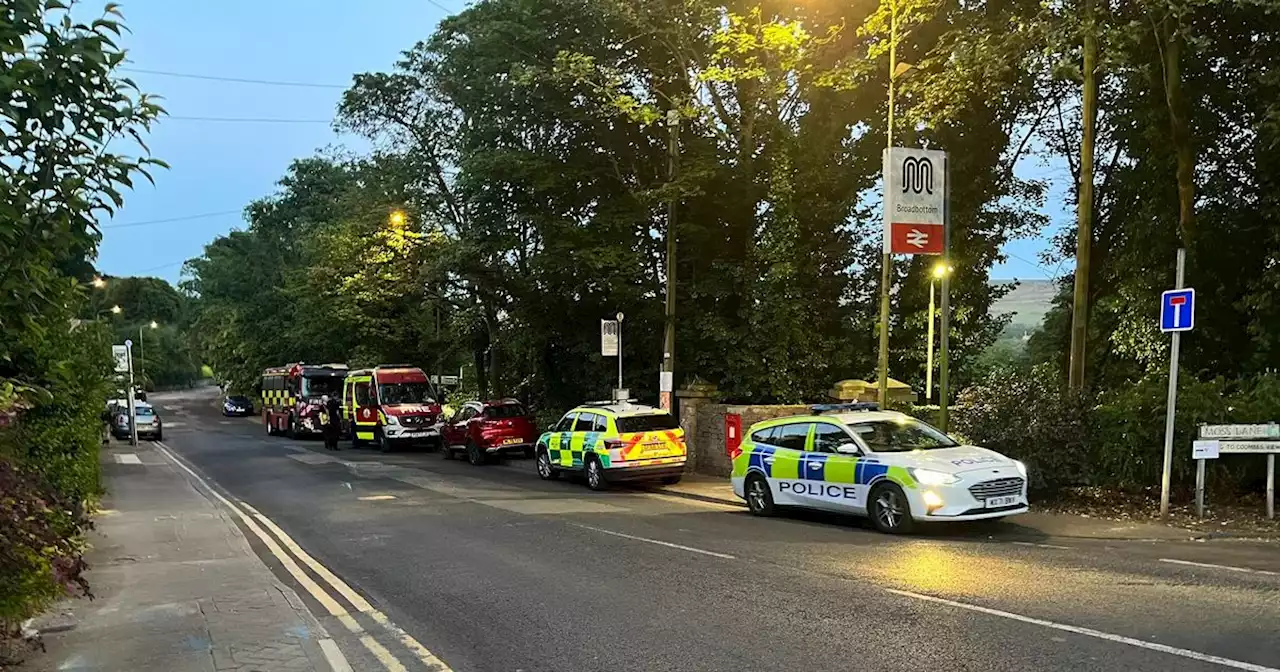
[1014,460,1027,479]
[384,415,399,426]
[909,468,960,486]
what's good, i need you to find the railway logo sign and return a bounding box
[884,147,947,256]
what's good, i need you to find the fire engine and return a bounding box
[261,363,349,438]
[342,365,443,452]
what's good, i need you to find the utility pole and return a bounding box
[1068,0,1097,390]
[877,0,898,406]
[661,109,679,412]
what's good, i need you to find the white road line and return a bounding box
[1012,541,1070,550]
[1159,558,1279,576]
[358,495,397,501]
[574,524,736,560]
[318,638,353,672]
[885,588,1280,672]
[114,453,142,465]
[152,443,418,672]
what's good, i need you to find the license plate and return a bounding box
[985,495,1021,508]
[502,437,523,446]
[642,443,667,455]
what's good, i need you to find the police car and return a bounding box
[535,401,686,490]
[730,403,1027,534]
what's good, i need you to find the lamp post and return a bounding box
[925,263,952,402]
[139,321,158,385]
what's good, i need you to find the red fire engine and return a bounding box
[261,363,348,438]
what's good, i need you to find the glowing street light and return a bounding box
[110,305,122,315]
[149,320,159,329]
[389,210,406,228]
[92,276,107,289]
[925,263,953,401]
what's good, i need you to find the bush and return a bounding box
[952,365,1091,492]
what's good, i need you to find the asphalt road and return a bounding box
[148,388,1280,672]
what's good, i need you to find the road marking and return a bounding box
[358,495,397,501]
[1159,558,1279,576]
[152,443,429,672]
[885,588,1280,672]
[1012,541,1070,550]
[574,524,736,560]
[114,453,142,465]
[318,638,353,672]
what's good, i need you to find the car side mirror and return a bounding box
[835,443,861,455]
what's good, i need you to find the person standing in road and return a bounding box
[322,394,342,451]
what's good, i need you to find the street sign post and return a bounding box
[602,313,624,395]
[112,345,129,373]
[1159,250,1190,518]
[1197,425,1279,519]
[124,339,137,447]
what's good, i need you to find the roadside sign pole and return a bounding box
[1268,454,1275,519]
[939,155,951,432]
[1159,248,1186,518]
[126,339,138,447]
[1195,458,1206,518]
[616,312,624,393]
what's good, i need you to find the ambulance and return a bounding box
[534,401,686,490]
[341,365,444,452]
[731,403,1028,533]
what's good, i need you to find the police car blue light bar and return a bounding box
[810,402,880,414]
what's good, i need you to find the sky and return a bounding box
[93,0,1063,287]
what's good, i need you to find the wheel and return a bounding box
[377,428,393,453]
[441,445,455,460]
[286,416,297,440]
[155,432,163,442]
[265,414,276,436]
[523,446,536,459]
[467,441,486,466]
[536,449,558,480]
[868,482,914,534]
[584,456,608,491]
[745,474,775,516]
[660,476,682,486]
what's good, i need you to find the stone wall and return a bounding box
[683,403,810,477]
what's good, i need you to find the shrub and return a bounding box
[952,364,1092,492]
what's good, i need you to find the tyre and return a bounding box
[523,446,536,459]
[467,441,486,466]
[287,416,297,440]
[744,474,775,516]
[377,428,393,453]
[660,475,682,486]
[536,449,558,480]
[868,482,914,534]
[441,445,455,460]
[155,432,163,442]
[584,456,608,491]
[265,414,276,437]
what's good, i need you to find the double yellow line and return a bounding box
[154,442,451,672]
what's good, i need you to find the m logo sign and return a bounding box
[901,156,934,195]
[884,147,947,255]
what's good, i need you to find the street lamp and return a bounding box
[139,321,159,386]
[389,210,406,228]
[92,276,107,289]
[110,305,122,315]
[925,263,953,402]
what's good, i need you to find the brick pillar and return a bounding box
[676,385,715,474]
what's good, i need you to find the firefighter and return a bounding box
[322,394,342,451]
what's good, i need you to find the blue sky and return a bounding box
[94,0,1062,286]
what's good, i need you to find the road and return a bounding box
[144,388,1280,672]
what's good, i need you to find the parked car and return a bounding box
[111,402,163,441]
[534,402,686,490]
[441,399,538,465]
[223,394,255,417]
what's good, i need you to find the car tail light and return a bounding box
[603,438,624,451]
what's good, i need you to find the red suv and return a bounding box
[442,399,538,465]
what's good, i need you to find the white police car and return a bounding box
[729,403,1028,533]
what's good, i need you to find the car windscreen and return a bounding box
[848,419,958,452]
[378,382,435,405]
[614,413,679,434]
[227,396,251,404]
[484,404,526,419]
[301,376,343,398]
[135,408,155,417]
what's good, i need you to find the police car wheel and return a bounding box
[869,483,914,534]
[745,475,775,516]
[536,450,558,480]
[584,457,608,491]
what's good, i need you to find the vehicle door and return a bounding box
[565,413,598,468]
[545,412,577,467]
[455,404,480,447]
[351,379,378,442]
[797,421,865,513]
[762,423,810,506]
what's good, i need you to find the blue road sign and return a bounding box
[1160,288,1195,332]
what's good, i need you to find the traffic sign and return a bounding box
[1160,288,1195,332]
[883,147,946,256]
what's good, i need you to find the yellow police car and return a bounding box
[535,402,686,490]
[731,403,1027,533]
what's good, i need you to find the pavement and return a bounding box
[27,438,347,671]
[30,385,1280,672]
